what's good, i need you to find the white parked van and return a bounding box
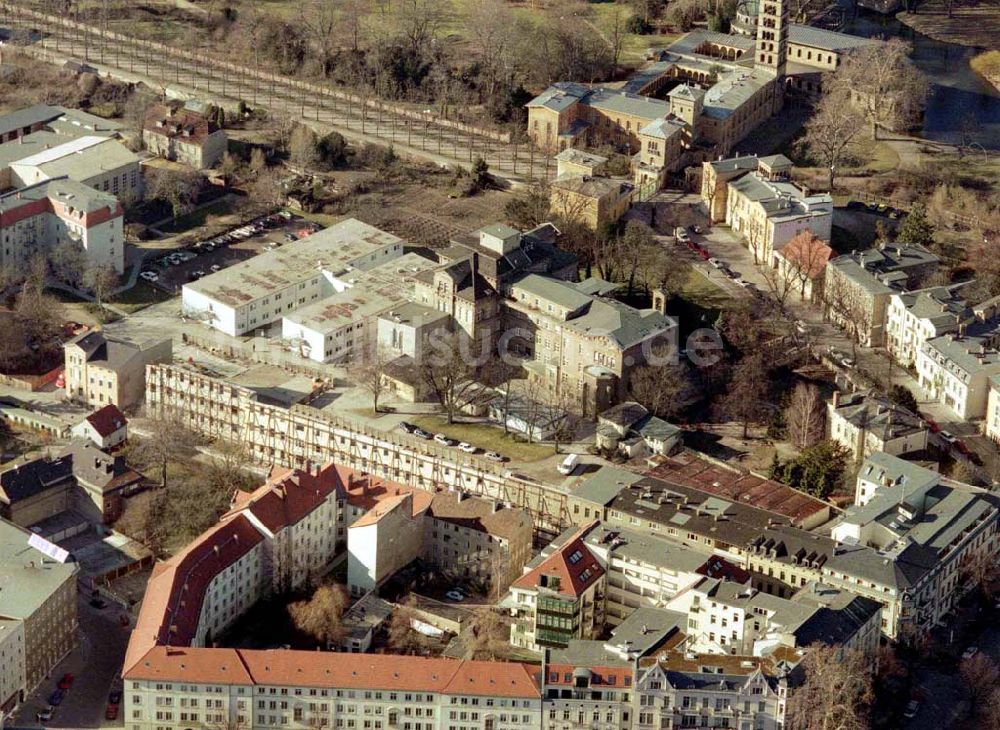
[558,453,580,476]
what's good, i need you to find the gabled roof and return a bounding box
[81,403,127,438]
[0,454,74,505]
[225,462,346,534]
[124,514,265,672]
[512,523,604,597]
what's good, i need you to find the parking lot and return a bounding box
[138,212,322,294]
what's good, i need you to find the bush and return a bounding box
[626,15,652,34]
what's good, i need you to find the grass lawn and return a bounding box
[409,416,554,463]
[109,280,173,313]
[157,197,236,234]
[681,269,733,310]
[846,142,899,176]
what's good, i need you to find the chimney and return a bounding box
[959,323,968,338]
[832,390,840,408]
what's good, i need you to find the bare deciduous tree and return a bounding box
[960,651,1000,715]
[288,584,348,648]
[786,645,873,730]
[786,382,825,449]
[803,88,869,191]
[387,596,432,655]
[467,607,510,661]
[830,38,928,140]
[83,263,118,308]
[350,346,394,414]
[421,331,486,424]
[715,352,771,439]
[135,406,200,488]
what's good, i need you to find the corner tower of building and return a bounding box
[755,0,789,78]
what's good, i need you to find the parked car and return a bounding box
[58,673,74,690]
[458,442,477,453]
[398,422,417,434]
[412,428,432,440]
[690,225,702,234]
[962,646,979,660]
[106,704,119,721]
[284,233,298,242]
[708,258,724,269]
[697,248,710,261]
[210,264,222,273]
[940,430,956,444]
[433,433,457,447]
[794,320,808,334]
[445,590,465,602]
[734,277,751,288]
[954,438,972,456]
[925,417,941,433]
[49,689,64,706]
[903,700,920,719]
[846,200,866,211]
[191,269,206,279]
[37,707,54,722]
[675,228,690,244]
[140,271,158,282]
[484,451,505,462]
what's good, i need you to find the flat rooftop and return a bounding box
[282,253,436,335]
[183,219,405,308]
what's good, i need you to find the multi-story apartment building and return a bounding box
[0,178,125,275]
[549,174,634,231]
[0,618,25,717]
[543,641,635,730]
[7,134,142,203]
[226,464,346,594]
[346,485,533,598]
[580,523,718,625]
[886,284,972,368]
[142,104,227,169]
[0,519,78,710]
[916,304,1000,420]
[824,243,940,348]
[506,275,677,418]
[506,524,605,653]
[182,219,405,337]
[63,330,172,409]
[711,154,833,267]
[143,363,570,535]
[280,252,437,364]
[823,452,1000,639]
[827,390,929,461]
[124,649,543,730]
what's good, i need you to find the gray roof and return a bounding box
[526,82,590,113]
[573,277,621,297]
[584,523,709,574]
[0,130,66,169]
[857,452,938,493]
[638,117,686,140]
[547,639,633,668]
[573,466,643,506]
[707,156,760,174]
[790,585,881,647]
[891,285,972,332]
[746,524,836,570]
[0,104,62,137]
[829,243,940,295]
[788,24,877,52]
[830,391,927,442]
[564,298,674,349]
[551,174,634,200]
[9,135,138,180]
[513,274,593,313]
[607,607,686,656]
[0,518,78,619]
[65,331,141,372]
[637,416,681,442]
[478,222,521,240]
[824,540,937,590]
[921,324,1000,379]
[554,148,607,167]
[47,106,123,137]
[599,402,649,429]
[0,177,120,216]
[703,69,771,120]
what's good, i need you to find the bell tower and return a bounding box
[755,0,788,78]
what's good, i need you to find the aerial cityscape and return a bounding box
[0,0,997,729]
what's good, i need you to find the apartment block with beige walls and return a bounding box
[63,331,172,410]
[506,275,677,418]
[0,519,78,706]
[550,175,633,232]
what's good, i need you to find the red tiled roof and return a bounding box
[545,664,633,687]
[350,490,433,528]
[123,646,253,684]
[511,523,604,597]
[83,404,127,438]
[225,462,346,534]
[124,514,264,673]
[125,647,541,696]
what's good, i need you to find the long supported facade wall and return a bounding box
[145,364,570,536]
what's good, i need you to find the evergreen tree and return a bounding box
[897,203,935,248]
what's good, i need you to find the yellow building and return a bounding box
[550,174,633,231]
